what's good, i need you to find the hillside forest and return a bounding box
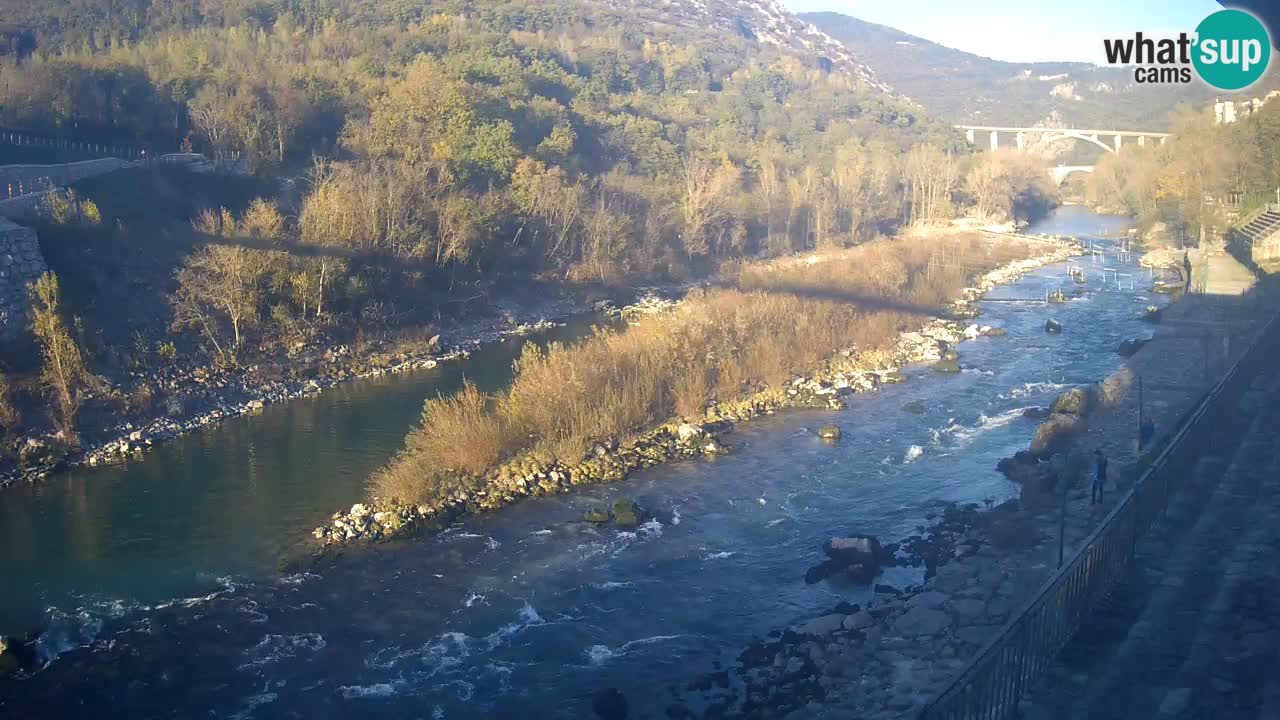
[0,0,1061,452]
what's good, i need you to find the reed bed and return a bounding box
[374,233,1037,502]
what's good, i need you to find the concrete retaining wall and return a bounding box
[0,158,131,200]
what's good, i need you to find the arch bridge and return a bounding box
[957,126,1173,184]
[1050,165,1094,185]
[956,126,1173,154]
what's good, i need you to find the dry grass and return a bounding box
[406,381,507,475]
[373,234,1038,503]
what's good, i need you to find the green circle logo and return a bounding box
[1192,9,1271,90]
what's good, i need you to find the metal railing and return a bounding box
[0,128,146,160]
[919,308,1280,720]
[0,153,229,202]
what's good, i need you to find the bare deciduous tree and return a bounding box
[679,155,740,257]
[902,145,959,224]
[172,218,273,363]
[29,272,88,433]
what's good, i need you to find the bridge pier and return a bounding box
[990,130,998,151]
[965,128,975,144]
[1016,131,1025,152]
[1138,135,1146,147]
[1114,134,1123,152]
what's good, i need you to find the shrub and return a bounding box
[405,381,506,476]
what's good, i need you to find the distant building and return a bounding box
[1214,91,1280,124]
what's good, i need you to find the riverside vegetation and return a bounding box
[0,0,1059,482]
[316,232,1079,544]
[1087,101,1280,246]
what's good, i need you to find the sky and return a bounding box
[782,0,1226,64]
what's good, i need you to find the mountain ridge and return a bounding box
[802,10,1280,130]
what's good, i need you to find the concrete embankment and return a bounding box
[1020,314,1280,719]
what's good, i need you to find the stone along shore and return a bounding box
[314,238,1081,546]
[678,260,1272,720]
[0,287,679,488]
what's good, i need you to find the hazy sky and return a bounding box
[782,0,1227,64]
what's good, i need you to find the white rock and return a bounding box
[676,423,703,442]
[349,503,370,518]
[792,613,847,637]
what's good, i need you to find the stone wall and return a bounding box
[0,217,46,339]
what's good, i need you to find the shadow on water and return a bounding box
[0,316,611,636]
[2,208,1168,719]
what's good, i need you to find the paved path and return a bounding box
[1020,369,1280,720]
[1191,247,1257,298]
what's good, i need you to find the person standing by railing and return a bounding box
[1183,249,1193,294]
[1091,449,1108,505]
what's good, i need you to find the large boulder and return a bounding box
[1049,386,1097,416]
[817,424,841,440]
[676,423,704,443]
[894,606,952,637]
[610,500,644,528]
[997,451,1037,480]
[842,611,875,631]
[791,613,847,638]
[0,634,38,677]
[1022,406,1051,421]
[934,357,961,374]
[824,535,883,564]
[806,535,884,585]
[1045,319,1063,334]
[1118,338,1149,357]
[1030,412,1086,457]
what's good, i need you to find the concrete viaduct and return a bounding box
[956,125,1175,183]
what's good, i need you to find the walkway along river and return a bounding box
[1,208,1155,718]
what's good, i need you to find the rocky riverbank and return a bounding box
[314,238,1081,547]
[668,269,1273,720]
[0,287,681,489]
[664,496,1056,720]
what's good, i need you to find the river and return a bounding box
[2,208,1155,718]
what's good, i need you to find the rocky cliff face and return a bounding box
[0,217,47,339]
[617,0,891,92]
